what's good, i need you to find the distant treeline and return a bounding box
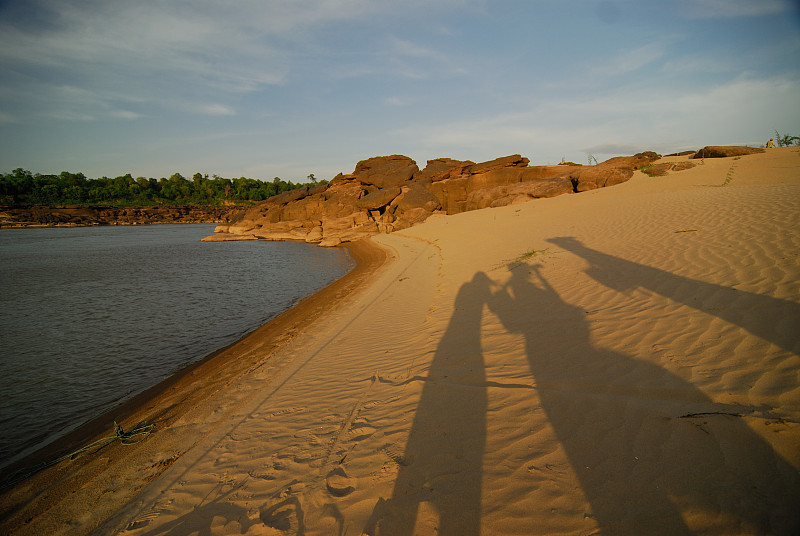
[0,168,325,206]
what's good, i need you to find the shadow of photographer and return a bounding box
[485,240,799,534]
[366,272,493,536]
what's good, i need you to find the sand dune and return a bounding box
[3,148,799,535]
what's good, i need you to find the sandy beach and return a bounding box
[2,147,799,535]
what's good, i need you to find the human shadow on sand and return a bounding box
[365,272,493,536]
[546,236,800,355]
[487,241,800,534]
[367,239,799,535]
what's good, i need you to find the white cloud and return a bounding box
[398,74,800,165]
[0,0,482,122]
[195,104,237,116]
[44,110,96,121]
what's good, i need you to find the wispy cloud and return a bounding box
[401,74,800,164]
[608,42,666,74]
[23,84,147,122]
[0,0,482,122]
[1,0,796,179]
[194,104,237,116]
[384,97,407,107]
[108,110,143,120]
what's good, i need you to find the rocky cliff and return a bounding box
[211,151,662,246]
[0,204,248,228]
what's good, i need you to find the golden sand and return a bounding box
[2,147,799,535]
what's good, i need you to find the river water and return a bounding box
[0,224,352,471]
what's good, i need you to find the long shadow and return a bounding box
[135,486,261,536]
[366,272,493,536]
[547,236,800,355]
[488,256,800,534]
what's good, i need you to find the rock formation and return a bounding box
[0,204,247,228]
[642,161,697,177]
[692,146,765,159]
[211,151,662,246]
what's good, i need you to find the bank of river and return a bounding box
[0,224,352,471]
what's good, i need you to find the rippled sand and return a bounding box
[3,148,799,535]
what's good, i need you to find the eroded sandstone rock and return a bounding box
[692,146,765,159]
[356,187,402,210]
[415,158,474,182]
[208,150,664,245]
[353,155,419,188]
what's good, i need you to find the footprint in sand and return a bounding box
[348,420,377,442]
[325,467,355,497]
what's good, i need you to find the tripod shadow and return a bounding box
[488,252,800,534]
[366,272,493,536]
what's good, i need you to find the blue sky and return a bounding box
[1,0,799,182]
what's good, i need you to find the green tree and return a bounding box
[774,130,800,147]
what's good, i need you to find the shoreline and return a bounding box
[0,238,388,530]
[2,148,799,535]
[0,204,249,228]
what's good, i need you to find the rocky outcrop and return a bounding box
[211,151,664,246]
[414,158,474,182]
[352,155,419,188]
[356,187,402,210]
[642,161,697,177]
[0,204,248,228]
[692,146,765,159]
[555,152,660,192]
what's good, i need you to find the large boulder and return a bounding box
[319,180,366,219]
[396,184,442,213]
[568,167,634,192]
[563,151,659,191]
[520,165,581,182]
[465,177,573,211]
[353,155,419,188]
[356,187,402,210]
[640,161,697,177]
[320,212,378,245]
[392,207,433,232]
[264,184,324,206]
[425,162,569,215]
[691,146,765,159]
[426,176,471,214]
[280,193,325,221]
[465,154,529,175]
[467,167,525,190]
[598,151,660,170]
[414,158,474,182]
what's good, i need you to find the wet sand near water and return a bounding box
[0,240,386,535]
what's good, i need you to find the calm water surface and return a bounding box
[0,224,352,470]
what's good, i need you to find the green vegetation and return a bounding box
[639,163,672,177]
[722,163,736,186]
[774,130,800,147]
[0,169,326,206]
[495,248,549,270]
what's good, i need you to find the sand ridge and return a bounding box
[2,147,799,535]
